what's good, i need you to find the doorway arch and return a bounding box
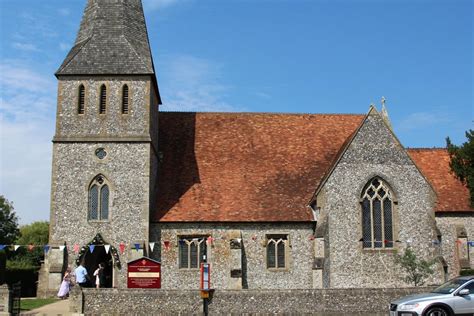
[76,233,120,288]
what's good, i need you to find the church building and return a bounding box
[39,0,473,295]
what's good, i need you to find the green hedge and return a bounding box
[6,266,39,297]
[460,269,474,276]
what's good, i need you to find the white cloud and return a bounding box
[0,61,55,224]
[12,42,40,52]
[159,55,243,112]
[58,8,70,16]
[397,111,453,131]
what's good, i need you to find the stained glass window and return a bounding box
[88,175,110,221]
[361,178,394,249]
[267,235,288,269]
[179,237,207,269]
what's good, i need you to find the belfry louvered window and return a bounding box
[88,175,110,220]
[361,178,394,249]
[178,237,207,269]
[78,84,85,114]
[266,235,288,269]
[122,84,129,114]
[99,84,107,114]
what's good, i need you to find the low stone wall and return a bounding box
[0,285,9,316]
[71,287,434,315]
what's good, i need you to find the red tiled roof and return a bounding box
[408,148,473,212]
[153,112,365,222]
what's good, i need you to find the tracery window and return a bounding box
[178,237,207,269]
[122,84,129,114]
[266,235,288,269]
[99,84,107,114]
[361,178,394,249]
[88,175,109,220]
[78,84,85,114]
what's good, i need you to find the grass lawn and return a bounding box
[20,298,59,311]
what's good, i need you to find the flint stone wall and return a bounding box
[73,287,434,315]
[50,141,151,288]
[150,223,314,290]
[436,213,474,278]
[319,112,443,288]
[56,77,152,138]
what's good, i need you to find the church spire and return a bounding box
[56,0,155,76]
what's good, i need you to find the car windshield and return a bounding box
[432,279,468,294]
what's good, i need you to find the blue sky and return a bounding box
[0,0,472,224]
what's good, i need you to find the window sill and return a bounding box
[361,248,397,253]
[88,220,110,223]
[266,268,290,272]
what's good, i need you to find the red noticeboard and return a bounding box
[127,257,161,288]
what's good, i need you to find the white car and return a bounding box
[389,275,474,316]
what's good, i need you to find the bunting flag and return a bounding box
[251,235,257,241]
[119,242,125,254]
[134,243,140,251]
[59,245,65,252]
[0,245,5,251]
[28,244,35,251]
[89,245,95,253]
[104,245,110,254]
[73,244,80,254]
[163,240,170,251]
[14,245,20,251]
[206,237,214,245]
[468,241,474,247]
[44,245,50,253]
[178,239,185,246]
[308,235,315,241]
[149,242,155,252]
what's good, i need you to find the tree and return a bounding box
[446,130,474,208]
[395,247,435,287]
[10,221,49,268]
[0,195,20,245]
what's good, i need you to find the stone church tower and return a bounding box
[39,0,161,294]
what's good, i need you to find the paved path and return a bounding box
[21,299,76,316]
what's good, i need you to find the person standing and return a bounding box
[57,267,73,299]
[93,263,106,288]
[74,261,89,287]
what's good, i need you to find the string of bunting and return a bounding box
[2,238,473,254]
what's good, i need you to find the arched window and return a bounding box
[78,84,85,114]
[99,84,107,114]
[88,175,110,220]
[122,84,129,114]
[361,178,394,249]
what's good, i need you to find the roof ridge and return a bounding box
[159,111,365,116]
[121,34,150,73]
[407,147,447,151]
[56,37,91,75]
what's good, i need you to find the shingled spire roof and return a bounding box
[56,0,156,76]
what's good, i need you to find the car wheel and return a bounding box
[424,306,450,316]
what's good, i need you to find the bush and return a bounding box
[460,269,474,276]
[395,247,435,286]
[5,266,39,297]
